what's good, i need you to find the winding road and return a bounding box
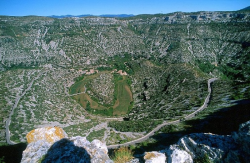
[107,78,217,149]
[5,75,216,146]
[5,72,42,145]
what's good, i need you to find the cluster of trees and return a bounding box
[106,53,135,75]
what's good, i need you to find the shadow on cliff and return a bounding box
[41,138,91,163]
[0,143,27,163]
[133,99,250,153]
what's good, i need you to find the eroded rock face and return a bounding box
[21,127,113,163]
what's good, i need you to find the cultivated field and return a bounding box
[70,71,133,116]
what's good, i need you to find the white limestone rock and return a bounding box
[21,140,51,163]
[39,138,92,163]
[168,145,192,163]
[144,151,166,163]
[176,133,236,162]
[70,136,112,163]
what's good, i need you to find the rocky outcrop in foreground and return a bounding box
[164,120,250,163]
[21,127,113,163]
[21,120,250,163]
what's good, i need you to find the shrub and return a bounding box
[111,147,134,163]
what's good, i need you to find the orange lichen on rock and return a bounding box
[26,126,67,144]
[144,152,156,160]
[26,129,35,144]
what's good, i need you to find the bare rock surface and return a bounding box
[168,146,192,163]
[21,140,51,163]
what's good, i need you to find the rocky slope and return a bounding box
[0,11,249,76]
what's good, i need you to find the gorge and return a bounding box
[0,9,250,162]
